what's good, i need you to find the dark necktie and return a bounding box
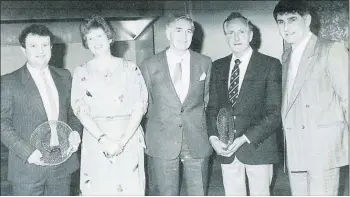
[228,59,241,108]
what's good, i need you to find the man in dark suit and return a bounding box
[206,12,282,195]
[1,24,82,195]
[139,15,213,195]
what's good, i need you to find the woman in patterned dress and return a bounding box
[71,15,148,195]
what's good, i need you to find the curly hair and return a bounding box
[80,15,115,49]
[18,24,54,48]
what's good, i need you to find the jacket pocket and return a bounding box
[317,121,345,129]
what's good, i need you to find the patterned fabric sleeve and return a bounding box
[126,60,149,115]
[71,65,91,117]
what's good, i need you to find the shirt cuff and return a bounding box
[209,136,219,142]
[242,134,251,144]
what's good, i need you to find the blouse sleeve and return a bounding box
[127,61,149,115]
[71,65,91,117]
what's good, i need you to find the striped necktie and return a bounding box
[228,59,241,108]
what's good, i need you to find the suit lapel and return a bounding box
[49,66,65,121]
[215,55,231,109]
[20,65,47,120]
[157,51,182,105]
[281,49,292,117]
[285,35,318,114]
[218,55,232,91]
[183,50,200,105]
[234,52,260,113]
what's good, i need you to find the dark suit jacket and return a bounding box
[1,65,82,183]
[206,51,282,164]
[139,49,213,159]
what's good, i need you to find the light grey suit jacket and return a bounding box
[281,34,348,171]
[139,49,213,159]
[1,65,82,183]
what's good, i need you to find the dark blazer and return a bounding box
[139,49,213,159]
[206,51,282,164]
[1,65,82,183]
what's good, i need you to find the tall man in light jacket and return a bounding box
[274,0,348,195]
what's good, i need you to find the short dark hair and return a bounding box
[18,24,54,48]
[222,12,253,34]
[273,0,312,20]
[273,0,320,34]
[80,15,115,49]
[166,14,195,31]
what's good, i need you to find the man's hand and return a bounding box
[209,137,232,157]
[68,130,81,153]
[27,149,45,166]
[225,136,248,157]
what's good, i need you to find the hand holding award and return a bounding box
[216,107,236,148]
[30,120,81,166]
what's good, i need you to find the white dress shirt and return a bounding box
[166,49,191,103]
[228,47,253,91]
[27,64,59,121]
[286,32,313,102]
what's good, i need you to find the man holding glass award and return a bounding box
[1,24,82,196]
[206,12,282,195]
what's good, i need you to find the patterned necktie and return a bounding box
[40,70,59,146]
[228,59,241,108]
[173,61,182,98]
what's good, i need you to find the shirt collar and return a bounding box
[292,32,313,52]
[26,63,50,76]
[166,49,190,63]
[231,47,253,64]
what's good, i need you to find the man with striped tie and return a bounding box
[206,12,282,195]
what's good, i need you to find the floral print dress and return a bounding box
[71,58,148,195]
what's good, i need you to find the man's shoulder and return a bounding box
[1,66,24,83]
[212,54,231,66]
[316,37,347,53]
[190,50,211,61]
[254,51,279,62]
[141,51,165,66]
[50,66,72,77]
[253,52,281,66]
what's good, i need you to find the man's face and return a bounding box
[224,18,253,57]
[166,19,194,52]
[86,28,112,57]
[276,12,311,46]
[21,33,52,69]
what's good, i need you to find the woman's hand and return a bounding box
[99,135,124,157]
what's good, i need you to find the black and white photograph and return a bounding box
[1,0,348,196]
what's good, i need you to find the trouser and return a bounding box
[147,140,209,196]
[289,167,340,195]
[221,157,273,196]
[12,175,71,196]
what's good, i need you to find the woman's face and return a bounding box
[85,28,112,57]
